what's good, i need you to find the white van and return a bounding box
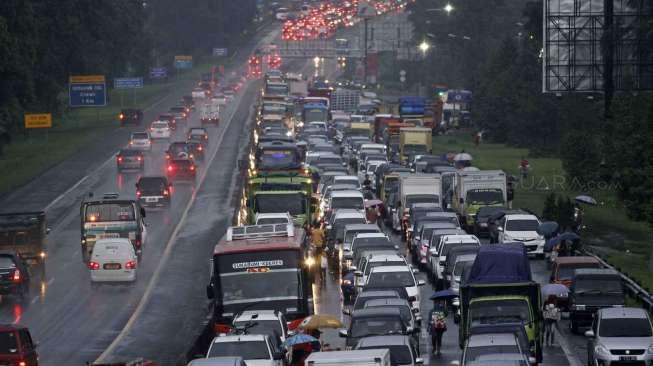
[88,238,137,283]
[304,349,391,366]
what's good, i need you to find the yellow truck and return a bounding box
[399,127,432,162]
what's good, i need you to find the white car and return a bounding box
[88,238,137,283]
[275,7,289,21]
[206,334,285,366]
[355,252,408,289]
[149,121,171,139]
[365,265,426,311]
[432,234,480,282]
[232,310,289,348]
[498,214,545,257]
[129,131,152,151]
[333,175,362,190]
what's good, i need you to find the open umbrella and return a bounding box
[364,199,383,208]
[574,195,597,205]
[537,221,559,238]
[430,289,458,300]
[299,314,343,330]
[282,333,319,347]
[454,152,473,162]
[541,283,569,298]
[544,231,580,251]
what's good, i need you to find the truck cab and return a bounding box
[452,170,507,230]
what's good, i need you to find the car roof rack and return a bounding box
[226,223,294,241]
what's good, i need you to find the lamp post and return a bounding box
[426,3,454,14]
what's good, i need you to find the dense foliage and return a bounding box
[0,0,257,152]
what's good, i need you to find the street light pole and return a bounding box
[364,17,369,84]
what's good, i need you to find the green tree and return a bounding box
[542,192,558,221]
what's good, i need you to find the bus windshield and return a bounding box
[84,202,135,222]
[255,193,306,215]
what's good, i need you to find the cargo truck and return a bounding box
[394,174,441,235]
[0,212,48,263]
[399,96,425,130]
[459,243,543,363]
[399,127,432,162]
[452,170,506,230]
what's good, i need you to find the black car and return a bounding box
[118,108,143,126]
[136,176,172,207]
[166,158,197,180]
[340,308,412,348]
[169,106,188,121]
[186,141,205,161]
[0,252,30,298]
[158,113,177,130]
[166,142,193,161]
[473,206,508,237]
[569,268,624,333]
[116,148,144,171]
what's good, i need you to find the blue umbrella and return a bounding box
[542,283,569,298]
[544,232,580,251]
[282,333,319,347]
[430,288,458,300]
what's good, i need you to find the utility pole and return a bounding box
[364,17,369,83]
[603,0,614,118]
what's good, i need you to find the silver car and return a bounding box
[457,333,534,366]
[586,307,653,366]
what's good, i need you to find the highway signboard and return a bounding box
[24,113,52,129]
[149,67,168,79]
[114,77,144,89]
[212,48,228,57]
[69,75,107,107]
[174,55,193,69]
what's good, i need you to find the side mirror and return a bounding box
[338,329,349,337]
[497,226,504,232]
[415,358,424,365]
[412,268,419,274]
[354,270,363,277]
[528,357,537,365]
[342,308,352,316]
[414,236,421,241]
[394,245,399,250]
[417,279,426,286]
[429,248,438,256]
[46,227,51,235]
[406,326,415,334]
[584,330,595,338]
[206,284,214,299]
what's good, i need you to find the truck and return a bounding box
[0,212,48,263]
[398,96,425,128]
[200,101,220,124]
[399,127,432,162]
[395,174,442,235]
[289,79,308,98]
[330,88,360,112]
[451,170,507,230]
[302,102,330,123]
[459,243,543,363]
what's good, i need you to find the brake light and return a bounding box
[165,154,170,159]
[117,156,123,162]
[135,239,141,248]
[163,189,169,196]
[125,260,137,269]
[189,154,194,159]
[119,113,124,120]
[137,156,142,162]
[88,261,100,270]
[18,361,27,366]
[167,165,174,171]
[198,145,203,151]
[11,268,21,282]
[136,190,141,197]
[190,165,195,171]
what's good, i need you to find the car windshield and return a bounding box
[233,320,283,341]
[466,189,504,205]
[259,149,299,169]
[367,305,412,325]
[220,270,300,304]
[132,133,148,139]
[305,108,328,122]
[365,261,405,275]
[557,264,599,280]
[345,230,379,244]
[257,217,289,225]
[138,178,166,191]
[574,279,622,294]
[464,345,520,363]
[368,271,415,287]
[0,330,18,353]
[454,260,474,276]
[208,340,270,359]
[506,219,539,232]
[332,196,364,210]
[358,345,412,365]
[350,317,405,338]
[0,256,15,269]
[470,299,531,326]
[255,194,305,216]
[84,203,135,222]
[599,318,653,337]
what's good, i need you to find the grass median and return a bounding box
[432,130,653,290]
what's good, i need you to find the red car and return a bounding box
[0,324,38,366]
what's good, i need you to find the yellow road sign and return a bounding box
[174,55,193,61]
[24,113,52,128]
[69,75,106,83]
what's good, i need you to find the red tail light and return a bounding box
[119,113,124,120]
[163,189,169,196]
[198,145,203,151]
[88,261,100,270]
[11,268,21,282]
[137,156,143,162]
[165,154,170,159]
[136,190,141,197]
[167,165,174,171]
[117,156,123,162]
[18,361,27,366]
[190,165,196,171]
[125,260,137,269]
[215,324,233,334]
[135,239,141,248]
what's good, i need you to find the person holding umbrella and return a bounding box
[543,296,561,346]
[428,310,447,356]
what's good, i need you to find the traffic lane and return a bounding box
[0,109,223,365]
[97,80,259,365]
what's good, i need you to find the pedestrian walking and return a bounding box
[311,223,325,256]
[543,300,561,346]
[519,156,530,179]
[507,182,514,209]
[320,254,328,283]
[428,310,447,356]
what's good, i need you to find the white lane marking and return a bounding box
[143,94,170,112]
[555,324,583,366]
[43,153,117,211]
[31,296,39,304]
[94,80,253,363]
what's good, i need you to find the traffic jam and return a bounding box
[0,1,650,366]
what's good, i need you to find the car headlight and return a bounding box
[594,343,610,358]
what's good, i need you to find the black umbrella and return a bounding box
[430,289,458,300]
[537,221,559,238]
[574,195,597,205]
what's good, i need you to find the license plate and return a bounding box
[145,197,158,203]
[620,356,636,361]
[98,233,120,239]
[103,263,121,270]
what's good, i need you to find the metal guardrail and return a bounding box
[584,248,653,311]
